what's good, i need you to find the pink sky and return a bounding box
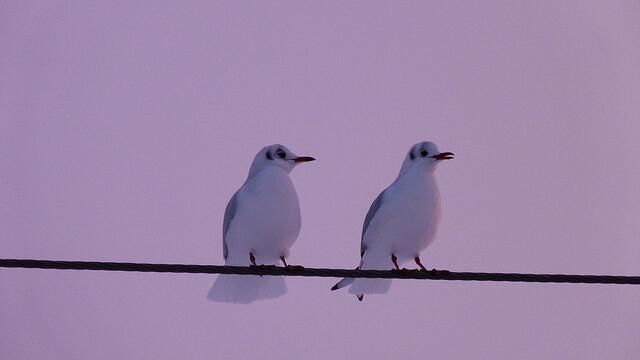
[2,1,639,359]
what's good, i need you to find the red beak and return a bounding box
[293,156,316,163]
[431,152,454,160]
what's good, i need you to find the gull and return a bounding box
[331,141,453,301]
[207,144,315,304]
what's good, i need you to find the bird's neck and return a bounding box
[395,166,436,184]
[247,165,287,181]
[245,167,291,189]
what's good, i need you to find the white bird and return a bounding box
[331,141,453,301]
[207,144,315,304]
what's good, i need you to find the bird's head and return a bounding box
[249,144,315,177]
[399,141,454,175]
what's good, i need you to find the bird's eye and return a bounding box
[276,150,286,159]
[420,149,428,157]
[266,151,273,160]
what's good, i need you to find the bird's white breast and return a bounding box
[363,169,441,262]
[225,167,301,264]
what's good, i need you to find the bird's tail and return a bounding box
[331,277,354,291]
[348,278,392,297]
[207,274,287,304]
[331,276,391,301]
[341,251,393,299]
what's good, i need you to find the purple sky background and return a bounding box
[2,1,639,359]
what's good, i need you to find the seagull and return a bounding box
[331,141,453,301]
[207,144,315,304]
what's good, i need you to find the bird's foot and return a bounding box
[284,264,305,272]
[249,264,277,269]
[420,268,451,277]
[391,268,418,275]
[249,263,276,277]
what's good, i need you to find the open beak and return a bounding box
[431,152,454,160]
[293,156,316,163]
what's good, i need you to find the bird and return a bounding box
[207,144,315,304]
[331,141,453,301]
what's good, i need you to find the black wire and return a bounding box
[1,259,639,285]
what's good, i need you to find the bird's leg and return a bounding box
[249,252,262,276]
[391,254,400,270]
[281,256,305,272]
[415,257,451,277]
[249,253,275,276]
[390,254,415,274]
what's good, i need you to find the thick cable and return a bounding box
[1,259,639,285]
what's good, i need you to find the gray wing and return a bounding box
[222,191,240,260]
[360,189,386,257]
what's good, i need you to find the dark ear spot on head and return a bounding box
[266,151,273,160]
[410,151,415,160]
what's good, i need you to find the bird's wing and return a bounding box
[222,191,240,260]
[360,189,386,257]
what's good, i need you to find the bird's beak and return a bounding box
[293,156,316,163]
[431,152,454,160]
